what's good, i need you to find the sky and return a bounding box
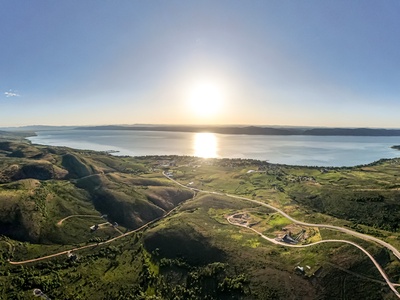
[1,1,400,128]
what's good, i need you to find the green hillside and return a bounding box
[0,139,193,244]
[1,136,400,299]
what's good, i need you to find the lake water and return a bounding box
[27,129,400,167]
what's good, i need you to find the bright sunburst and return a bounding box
[188,82,224,117]
[193,132,218,158]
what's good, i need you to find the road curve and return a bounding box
[164,172,400,298]
[1,241,14,254]
[228,194,400,262]
[9,172,400,297]
[9,205,180,265]
[227,215,400,298]
[57,214,103,226]
[163,172,400,260]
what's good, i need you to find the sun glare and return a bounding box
[188,82,224,117]
[193,132,218,158]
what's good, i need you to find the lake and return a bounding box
[27,129,400,167]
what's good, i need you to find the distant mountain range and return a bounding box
[0,125,76,131]
[75,125,400,136]
[0,130,35,137]
[3,125,400,136]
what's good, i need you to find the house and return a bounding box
[295,266,305,275]
[90,224,99,232]
[281,234,298,244]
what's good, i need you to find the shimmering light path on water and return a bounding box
[28,130,400,167]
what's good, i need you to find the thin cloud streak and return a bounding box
[4,91,20,97]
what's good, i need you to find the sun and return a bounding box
[188,82,224,117]
[193,132,218,158]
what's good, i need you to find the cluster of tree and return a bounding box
[345,223,385,237]
[1,238,250,299]
[5,265,62,298]
[155,259,249,299]
[290,189,400,232]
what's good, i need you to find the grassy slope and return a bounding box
[0,138,399,299]
[0,139,194,244]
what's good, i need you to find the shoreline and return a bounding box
[24,137,400,170]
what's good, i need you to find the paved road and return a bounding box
[165,172,400,298]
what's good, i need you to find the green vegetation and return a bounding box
[1,136,400,299]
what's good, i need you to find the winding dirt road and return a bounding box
[9,205,179,265]
[56,214,103,226]
[227,214,400,298]
[227,194,400,261]
[164,172,400,298]
[7,171,400,297]
[164,173,400,260]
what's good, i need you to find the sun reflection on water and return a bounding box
[194,133,218,158]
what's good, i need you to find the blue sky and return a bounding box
[1,1,400,127]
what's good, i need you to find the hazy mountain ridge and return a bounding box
[303,128,400,136]
[76,125,400,136]
[0,130,36,137]
[4,125,400,136]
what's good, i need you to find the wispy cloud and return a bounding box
[4,90,20,97]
